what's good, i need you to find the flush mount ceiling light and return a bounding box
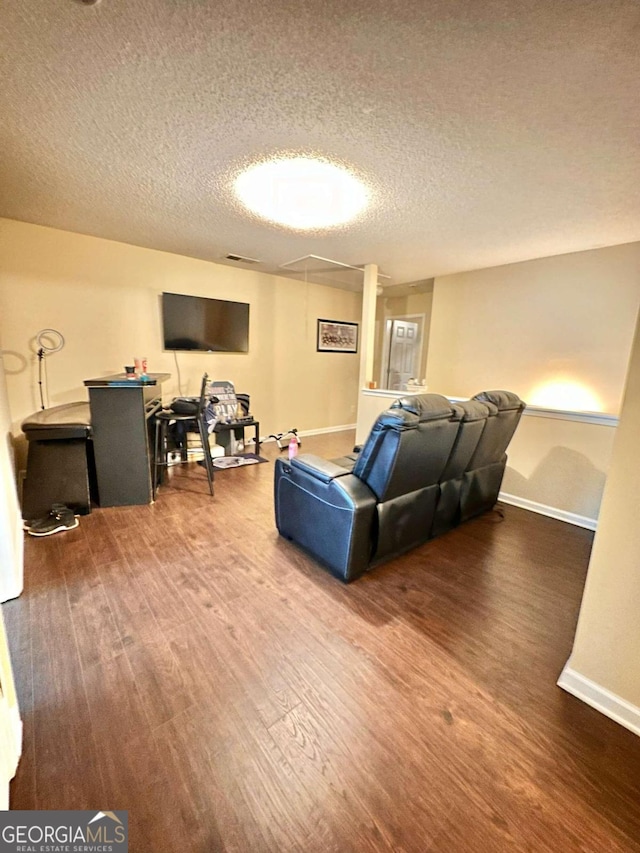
[233,157,370,230]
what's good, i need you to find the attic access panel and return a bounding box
[278,255,390,292]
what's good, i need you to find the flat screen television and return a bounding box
[162,292,250,352]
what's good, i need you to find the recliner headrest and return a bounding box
[391,393,456,422]
[353,407,419,484]
[452,400,494,421]
[472,390,525,411]
[372,408,419,431]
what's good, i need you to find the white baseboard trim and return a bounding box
[557,662,640,737]
[246,424,356,446]
[499,491,597,531]
[297,424,356,438]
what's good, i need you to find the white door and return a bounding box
[384,319,421,390]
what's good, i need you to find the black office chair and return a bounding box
[153,373,214,499]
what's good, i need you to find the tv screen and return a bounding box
[162,292,250,352]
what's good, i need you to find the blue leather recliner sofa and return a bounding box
[274,390,525,582]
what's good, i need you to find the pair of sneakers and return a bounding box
[24,503,79,537]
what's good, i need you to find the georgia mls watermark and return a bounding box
[0,810,128,853]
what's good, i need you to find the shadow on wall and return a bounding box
[502,446,607,521]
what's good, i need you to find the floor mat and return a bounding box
[198,453,268,470]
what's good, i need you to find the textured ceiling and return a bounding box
[1,0,639,286]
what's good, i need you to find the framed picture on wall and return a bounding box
[317,319,359,353]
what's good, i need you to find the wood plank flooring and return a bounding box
[4,431,640,852]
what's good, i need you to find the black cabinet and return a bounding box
[84,373,170,506]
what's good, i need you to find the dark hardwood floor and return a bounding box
[4,431,640,852]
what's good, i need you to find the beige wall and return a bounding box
[427,242,640,415]
[0,338,23,803]
[0,346,23,602]
[0,219,362,452]
[567,310,640,710]
[424,243,640,520]
[502,415,616,522]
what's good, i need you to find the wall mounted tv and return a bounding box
[162,292,250,352]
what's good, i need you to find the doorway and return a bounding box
[380,316,424,391]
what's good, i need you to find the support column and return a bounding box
[358,263,378,391]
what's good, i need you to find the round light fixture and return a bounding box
[233,156,370,230]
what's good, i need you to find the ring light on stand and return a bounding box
[36,329,65,410]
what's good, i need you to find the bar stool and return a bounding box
[153,373,214,499]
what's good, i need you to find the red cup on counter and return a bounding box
[134,357,148,378]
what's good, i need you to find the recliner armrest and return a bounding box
[274,457,377,581]
[289,454,351,483]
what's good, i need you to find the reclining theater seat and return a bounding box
[390,395,500,537]
[459,390,526,522]
[429,400,493,537]
[354,394,460,565]
[274,389,525,582]
[274,394,460,582]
